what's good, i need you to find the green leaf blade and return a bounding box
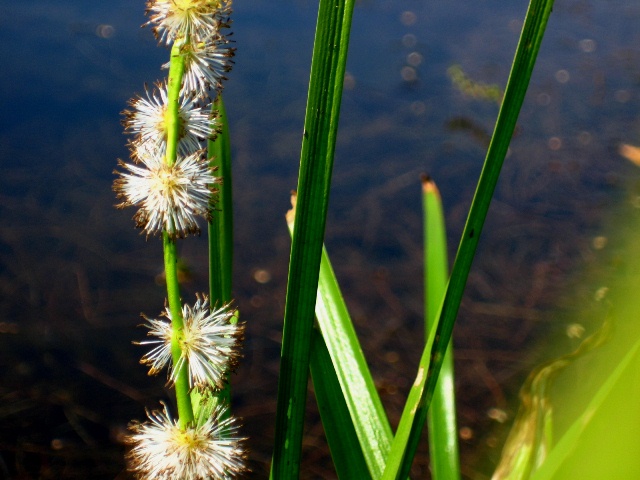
[423,176,461,480]
[310,327,373,480]
[208,96,234,306]
[382,1,555,478]
[192,96,235,422]
[270,0,356,476]
[288,198,393,478]
[316,244,393,477]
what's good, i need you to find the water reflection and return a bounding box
[0,0,639,477]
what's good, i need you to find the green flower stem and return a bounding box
[163,233,195,428]
[165,40,186,168]
[162,38,194,428]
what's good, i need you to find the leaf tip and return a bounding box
[421,173,440,197]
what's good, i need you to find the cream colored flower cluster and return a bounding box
[130,296,246,480]
[138,295,244,392]
[112,2,246,478]
[114,0,235,239]
[128,403,246,480]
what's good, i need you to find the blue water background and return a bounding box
[0,0,639,478]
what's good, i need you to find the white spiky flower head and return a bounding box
[146,0,233,45]
[176,33,235,98]
[113,149,218,238]
[127,403,246,479]
[122,83,218,156]
[138,295,244,390]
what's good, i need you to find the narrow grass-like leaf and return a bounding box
[192,96,234,423]
[315,247,393,476]
[270,0,355,476]
[287,197,393,477]
[208,96,233,306]
[309,326,373,480]
[382,1,555,478]
[422,176,460,480]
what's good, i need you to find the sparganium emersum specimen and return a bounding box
[128,403,246,480]
[138,295,245,390]
[117,0,245,477]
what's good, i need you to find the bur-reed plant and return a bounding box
[113,1,246,478]
[114,0,638,478]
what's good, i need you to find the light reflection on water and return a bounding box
[0,0,639,477]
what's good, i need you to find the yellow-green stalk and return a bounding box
[163,38,194,428]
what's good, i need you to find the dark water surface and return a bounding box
[1,0,639,478]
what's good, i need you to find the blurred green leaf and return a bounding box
[531,333,640,480]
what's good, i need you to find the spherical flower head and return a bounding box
[113,149,218,238]
[146,0,233,45]
[175,33,235,99]
[127,403,246,479]
[138,295,244,390]
[122,83,218,156]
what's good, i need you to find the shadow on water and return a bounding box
[0,0,639,478]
